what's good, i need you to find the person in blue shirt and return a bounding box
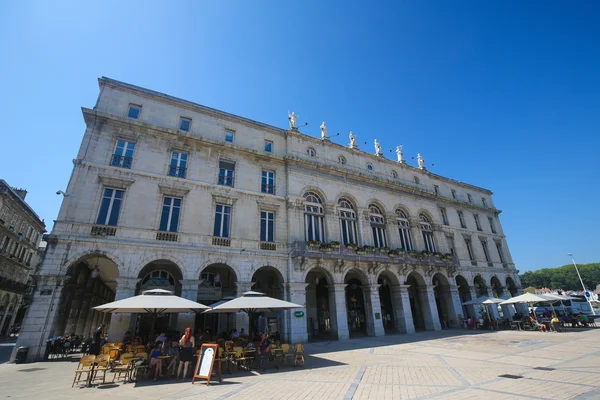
[150,342,164,381]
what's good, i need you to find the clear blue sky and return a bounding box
[1,1,598,272]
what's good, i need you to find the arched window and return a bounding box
[338,198,358,245]
[307,148,316,157]
[420,214,436,252]
[338,155,346,164]
[391,170,398,178]
[140,270,175,291]
[396,209,413,251]
[304,192,324,242]
[369,205,387,248]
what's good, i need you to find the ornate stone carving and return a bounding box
[374,139,383,156]
[396,145,405,163]
[320,122,327,140]
[349,132,358,149]
[288,112,298,129]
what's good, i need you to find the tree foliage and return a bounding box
[524,286,536,294]
[519,263,600,291]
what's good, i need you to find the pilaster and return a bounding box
[391,285,415,333]
[286,283,308,344]
[447,285,464,328]
[422,286,442,331]
[364,284,385,337]
[330,284,350,340]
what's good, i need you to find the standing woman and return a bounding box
[90,324,105,355]
[177,327,195,380]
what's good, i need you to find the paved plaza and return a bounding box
[1,329,600,400]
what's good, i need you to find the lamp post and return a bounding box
[567,253,596,315]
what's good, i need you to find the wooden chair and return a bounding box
[125,344,133,353]
[133,353,148,381]
[233,347,251,371]
[280,344,294,366]
[112,354,134,383]
[133,345,146,354]
[225,341,234,352]
[91,354,110,385]
[108,348,120,361]
[72,355,96,387]
[293,343,305,367]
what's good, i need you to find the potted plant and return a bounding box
[307,240,321,250]
[345,243,358,251]
[379,247,391,255]
[388,249,399,257]
[320,243,332,252]
[328,241,340,250]
[356,246,367,255]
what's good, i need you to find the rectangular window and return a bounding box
[159,197,181,232]
[440,208,448,225]
[169,151,188,178]
[422,231,436,253]
[372,225,387,248]
[482,198,488,207]
[179,117,191,132]
[0,206,9,221]
[225,129,235,143]
[339,212,358,245]
[26,226,33,240]
[446,236,455,255]
[96,188,124,226]
[434,185,439,195]
[128,104,141,119]
[464,238,474,260]
[496,241,505,263]
[488,217,497,234]
[474,214,482,231]
[218,160,235,187]
[264,140,273,153]
[260,211,275,242]
[261,170,275,194]
[481,240,490,262]
[111,139,135,169]
[457,211,466,228]
[304,207,324,242]
[467,194,472,203]
[451,189,457,199]
[213,204,231,238]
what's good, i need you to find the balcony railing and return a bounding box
[91,225,117,237]
[217,175,234,186]
[110,155,133,169]
[212,237,231,247]
[260,242,277,251]
[291,241,458,266]
[168,165,187,179]
[156,231,178,242]
[261,184,275,194]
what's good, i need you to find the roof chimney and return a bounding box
[12,188,27,201]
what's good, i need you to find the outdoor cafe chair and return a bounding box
[90,354,110,385]
[280,344,295,366]
[233,347,252,371]
[72,355,96,387]
[111,354,134,383]
[293,343,305,367]
[132,352,148,381]
[133,345,146,354]
[225,340,234,351]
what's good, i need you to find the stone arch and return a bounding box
[305,266,337,340]
[335,193,359,210]
[300,187,327,203]
[377,269,401,333]
[432,272,453,328]
[199,262,238,298]
[132,252,188,279]
[405,271,431,331]
[344,269,369,336]
[505,276,518,297]
[196,258,241,284]
[249,263,285,284]
[490,275,504,297]
[365,198,387,214]
[62,249,122,282]
[394,204,412,218]
[303,266,335,286]
[455,274,473,318]
[251,265,285,299]
[473,274,488,297]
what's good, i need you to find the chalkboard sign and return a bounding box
[192,343,221,385]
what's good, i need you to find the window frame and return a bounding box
[464,238,474,260]
[218,160,236,187]
[480,239,490,262]
[264,140,273,153]
[396,210,413,251]
[434,185,439,195]
[366,163,374,172]
[169,151,188,178]
[451,189,457,199]
[457,211,466,229]
[419,214,436,252]
[488,217,497,234]
[338,199,358,246]
[439,207,448,225]
[111,139,136,169]
[260,210,275,242]
[96,187,124,226]
[304,192,324,242]
[338,155,346,164]
[369,205,387,248]
[467,194,473,203]
[213,204,232,238]
[474,214,482,231]
[261,170,275,194]
[225,129,235,143]
[307,147,316,157]
[159,196,182,232]
[127,104,141,119]
[179,117,191,132]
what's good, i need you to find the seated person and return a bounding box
[239,328,246,337]
[166,340,180,377]
[231,329,240,338]
[530,317,547,332]
[150,342,165,381]
[551,315,560,330]
[155,332,168,344]
[579,314,590,327]
[122,331,132,346]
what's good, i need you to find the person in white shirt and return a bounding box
[231,329,239,338]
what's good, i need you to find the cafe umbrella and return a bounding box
[203,291,303,334]
[93,288,211,337]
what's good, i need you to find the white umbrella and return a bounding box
[204,291,303,334]
[499,292,550,305]
[461,296,503,305]
[93,288,211,314]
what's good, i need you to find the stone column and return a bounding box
[235,281,253,333]
[410,219,424,251]
[364,284,385,337]
[107,277,139,343]
[484,287,501,320]
[447,285,464,328]
[358,209,371,246]
[75,293,93,336]
[305,286,317,340]
[12,275,68,362]
[177,279,201,333]
[323,203,339,243]
[421,285,442,331]
[330,284,350,340]
[7,296,21,332]
[286,283,308,344]
[83,298,98,338]
[391,285,415,333]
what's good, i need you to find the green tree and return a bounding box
[524,286,536,294]
[519,263,600,291]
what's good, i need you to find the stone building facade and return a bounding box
[16,78,521,361]
[0,181,45,337]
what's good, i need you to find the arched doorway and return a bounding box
[506,277,518,297]
[377,271,399,333]
[456,275,472,318]
[432,273,453,329]
[135,260,182,339]
[0,296,16,336]
[196,263,237,336]
[406,272,427,331]
[305,268,335,341]
[54,255,118,338]
[473,275,488,297]
[344,271,368,337]
[251,266,284,335]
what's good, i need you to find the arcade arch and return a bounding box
[432,273,453,328]
[377,270,400,333]
[305,268,336,341]
[344,270,368,337]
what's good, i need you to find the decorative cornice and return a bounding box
[158,183,191,197]
[98,174,135,189]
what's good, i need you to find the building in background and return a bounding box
[0,181,45,337]
[16,78,521,361]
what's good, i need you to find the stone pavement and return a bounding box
[1,329,600,400]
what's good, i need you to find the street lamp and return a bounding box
[567,253,596,315]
